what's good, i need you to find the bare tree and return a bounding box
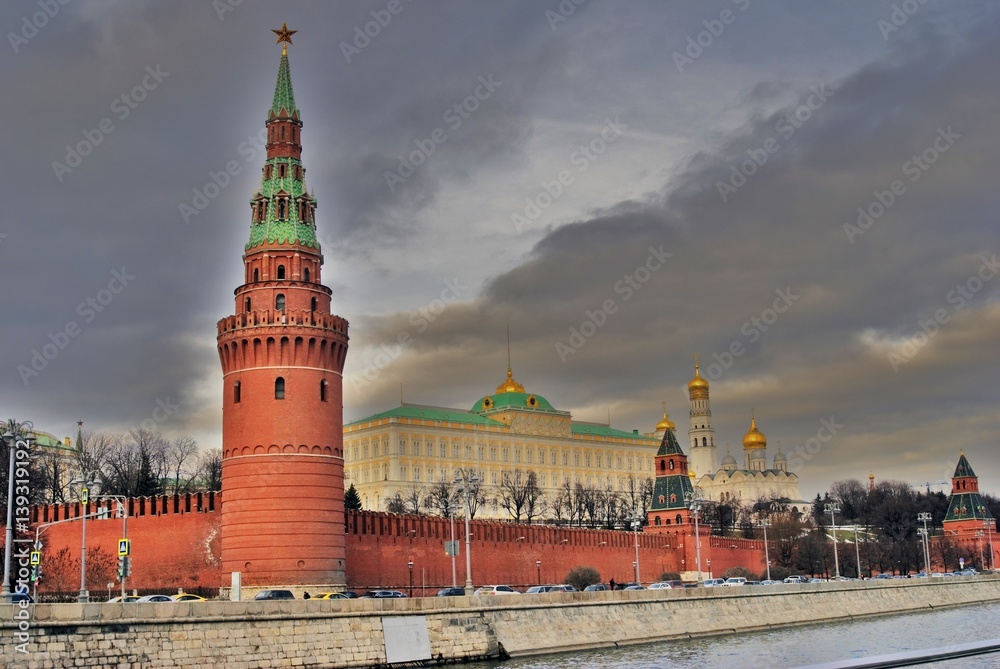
[100,429,168,497]
[497,470,546,524]
[166,436,199,494]
[196,448,222,492]
[523,472,546,525]
[423,480,457,517]
[386,493,407,514]
[403,484,423,515]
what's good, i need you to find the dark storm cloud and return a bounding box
[348,13,1000,494]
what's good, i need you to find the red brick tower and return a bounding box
[217,26,349,589]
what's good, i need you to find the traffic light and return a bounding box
[117,556,126,582]
[123,557,131,579]
[30,565,41,582]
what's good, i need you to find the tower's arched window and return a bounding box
[234,381,241,404]
[659,460,665,471]
[253,268,259,282]
[669,460,675,470]
[311,297,317,311]
[675,514,683,525]
[277,199,286,219]
[279,164,286,178]
[277,265,286,280]
[275,377,285,399]
[320,380,328,402]
[280,126,285,140]
[275,294,286,311]
[244,297,251,312]
[702,437,708,447]
[265,165,272,179]
[303,267,310,282]
[655,516,661,526]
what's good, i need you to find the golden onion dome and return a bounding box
[742,413,767,450]
[656,408,676,432]
[688,357,709,396]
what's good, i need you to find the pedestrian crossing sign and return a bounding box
[118,539,130,557]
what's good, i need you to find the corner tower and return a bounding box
[687,356,716,477]
[647,423,694,530]
[943,452,995,536]
[217,26,349,589]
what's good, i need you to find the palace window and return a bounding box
[414,469,420,482]
[585,453,591,467]
[562,452,569,466]
[490,447,497,461]
[478,446,484,460]
[503,448,509,463]
[440,444,447,458]
[574,453,580,467]
[363,444,369,458]
[400,439,406,455]
[526,450,532,464]
[233,381,241,403]
[453,444,459,458]
[538,451,544,465]
[465,445,472,459]
[274,377,285,399]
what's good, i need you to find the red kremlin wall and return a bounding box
[16,495,766,595]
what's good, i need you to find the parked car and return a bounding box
[107,595,141,603]
[524,585,554,594]
[744,581,762,586]
[623,584,645,591]
[648,582,674,589]
[136,595,173,603]
[723,577,747,587]
[314,592,349,600]
[548,585,577,592]
[473,585,520,595]
[614,582,640,590]
[341,591,359,598]
[783,576,806,584]
[872,573,892,580]
[807,578,824,583]
[436,587,467,597]
[760,580,782,586]
[172,594,207,602]
[254,589,295,600]
[583,584,608,592]
[702,578,726,587]
[360,590,406,598]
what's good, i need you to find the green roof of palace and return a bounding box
[572,423,656,441]
[471,391,558,413]
[954,454,976,478]
[347,405,507,428]
[271,51,297,117]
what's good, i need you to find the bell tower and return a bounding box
[217,25,350,589]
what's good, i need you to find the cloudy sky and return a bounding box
[1,1,997,497]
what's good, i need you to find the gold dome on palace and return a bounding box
[742,414,767,450]
[495,367,525,394]
[656,409,676,432]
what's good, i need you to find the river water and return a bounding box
[465,601,1000,668]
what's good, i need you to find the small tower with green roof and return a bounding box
[943,452,995,536]
[646,417,695,531]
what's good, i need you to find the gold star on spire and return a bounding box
[272,23,297,55]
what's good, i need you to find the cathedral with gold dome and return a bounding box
[683,358,811,513]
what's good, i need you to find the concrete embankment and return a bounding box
[3,578,999,668]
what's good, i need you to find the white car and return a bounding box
[648,582,673,589]
[473,585,520,595]
[723,577,747,586]
[702,578,726,587]
[136,594,173,603]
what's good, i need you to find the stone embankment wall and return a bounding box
[3,578,999,668]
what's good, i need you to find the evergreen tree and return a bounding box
[344,483,362,511]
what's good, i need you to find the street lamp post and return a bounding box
[536,560,541,585]
[455,468,480,594]
[408,560,413,597]
[917,512,932,574]
[70,471,101,603]
[2,420,34,603]
[985,520,995,571]
[976,532,986,571]
[854,526,863,579]
[757,519,772,581]
[825,504,841,579]
[449,510,457,588]
[631,516,642,585]
[685,490,704,583]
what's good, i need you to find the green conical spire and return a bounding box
[271,50,297,118]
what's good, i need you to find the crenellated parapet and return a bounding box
[217,308,348,336]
